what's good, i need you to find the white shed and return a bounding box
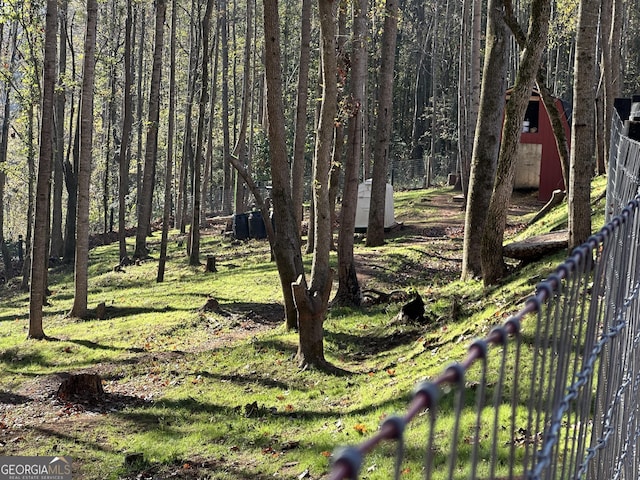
[354,179,396,232]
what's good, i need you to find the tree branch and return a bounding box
[504,0,527,48]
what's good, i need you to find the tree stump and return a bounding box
[205,255,217,272]
[95,302,106,320]
[56,373,104,401]
[396,294,425,323]
[200,297,220,312]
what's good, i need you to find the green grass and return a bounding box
[0,181,605,479]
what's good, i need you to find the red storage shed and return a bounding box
[507,87,571,202]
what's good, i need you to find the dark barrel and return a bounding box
[232,213,249,240]
[248,211,267,239]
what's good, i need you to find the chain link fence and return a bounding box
[329,104,640,480]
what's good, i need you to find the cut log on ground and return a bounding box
[503,230,568,261]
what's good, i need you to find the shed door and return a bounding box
[514,143,542,189]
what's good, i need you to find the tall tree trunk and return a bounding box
[118,0,134,263]
[231,0,253,215]
[135,6,146,227]
[366,0,399,247]
[291,0,313,238]
[21,103,36,291]
[189,0,214,266]
[50,2,67,260]
[537,71,570,192]
[333,0,367,308]
[158,0,178,283]
[481,0,551,285]
[461,0,509,280]
[63,110,79,264]
[134,0,166,259]
[410,3,427,173]
[69,0,97,319]
[294,0,338,369]
[263,0,305,331]
[328,6,348,251]
[601,0,622,173]
[0,21,18,278]
[29,0,57,339]
[176,0,199,234]
[221,0,233,215]
[201,19,220,219]
[426,0,440,189]
[569,0,598,249]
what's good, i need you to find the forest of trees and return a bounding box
[1,0,640,367]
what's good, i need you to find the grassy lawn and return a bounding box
[0,179,606,479]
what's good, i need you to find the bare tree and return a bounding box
[118,0,135,263]
[333,0,367,308]
[536,71,570,192]
[50,0,68,260]
[262,0,305,332]
[176,0,200,234]
[366,0,399,247]
[231,0,253,215]
[291,0,338,369]
[69,0,98,319]
[291,0,313,237]
[599,0,623,172]
[481,0,551,285]
[188,0,214,266]
[158,0,178,283]
[134,0,166,259]
[569,0,598,249]
[221,0,233,215]
[461,0,509,280]
[0,21,18,278]
[29,0,57,339]
[458,0,483,194]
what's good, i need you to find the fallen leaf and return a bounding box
[354,423,367,434]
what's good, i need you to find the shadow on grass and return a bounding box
[0,311,28,323]
[120,458,277,480]
[0,348,52,367]
[32,424,117,454]
[325,327,424,362]
[92,305,180,320]
[69,339,132,352]
[250,338,297,355]
[122,393,409,426]
[221,302,284,324]
[194,371,295,391]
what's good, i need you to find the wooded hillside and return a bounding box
[0,0,638,341]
